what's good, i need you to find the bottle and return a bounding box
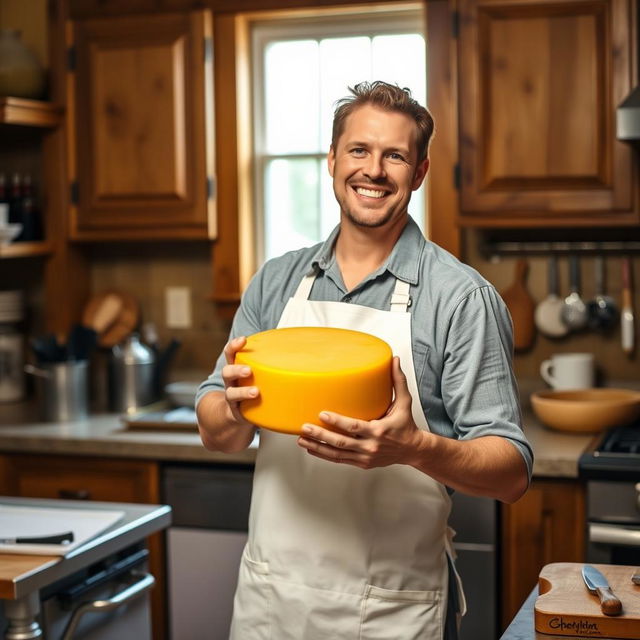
[17,174,41,241]
[0,290,24,403]
[0,173,7,226]
[7,172,21,225]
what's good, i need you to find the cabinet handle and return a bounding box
[58,488,91,500]
[589,523,640,547]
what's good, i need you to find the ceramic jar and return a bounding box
[0,29,46,99]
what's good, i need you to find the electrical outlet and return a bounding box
[165,287,192,329]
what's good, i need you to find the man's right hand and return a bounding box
[221,336,260,428]
[196,336,258,452]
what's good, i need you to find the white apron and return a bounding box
[230,272,465,640]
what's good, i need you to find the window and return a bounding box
[250,6,427,265]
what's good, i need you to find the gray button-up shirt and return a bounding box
[197,216,533,479]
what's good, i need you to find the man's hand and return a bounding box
[296,357,423,469]
[220,336,259,428]
[296,354,529,503]
[196,336,258,452]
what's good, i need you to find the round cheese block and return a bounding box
[234,327,393,434]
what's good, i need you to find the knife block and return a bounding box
[535,563,640,638]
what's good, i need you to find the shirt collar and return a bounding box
[310,215,425,285]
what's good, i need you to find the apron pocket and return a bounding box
[359,584,443,640]
[230,549,272,640]
[269,577,362,640]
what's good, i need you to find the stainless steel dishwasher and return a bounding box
[449,491,498,640]
[162,463,253,640]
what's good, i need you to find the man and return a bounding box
[196,81,532,639]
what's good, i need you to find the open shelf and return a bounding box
[0,241,53,259]
[0,97,63,128]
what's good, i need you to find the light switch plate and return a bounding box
[165,287,192,329]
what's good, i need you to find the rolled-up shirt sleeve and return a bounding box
[441,285,533,480]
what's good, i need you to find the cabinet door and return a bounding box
[458,0,636,226]
[0,454,158,502]
[500,479,586,629]
[70,11,215,240]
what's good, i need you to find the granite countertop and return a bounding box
[0,386,597,475]
[0,402,257,465]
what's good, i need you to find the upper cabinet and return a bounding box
[457,0,637,227]
[68,11,216,240]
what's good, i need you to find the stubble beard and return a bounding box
[336,190,402,229]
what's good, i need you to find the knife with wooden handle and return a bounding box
[582,565,623,616]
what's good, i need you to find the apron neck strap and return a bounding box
[294,271,411,313]
[293,272,317,300]
[390,279,411,313]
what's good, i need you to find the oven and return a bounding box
[579,422,640,566]
[1,543,154,640]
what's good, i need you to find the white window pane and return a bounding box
[265,41,320,153]
[264,158,322,260]
[319,37,371,150]
[371,35,426,105]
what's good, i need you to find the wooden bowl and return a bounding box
[530,388,640,433]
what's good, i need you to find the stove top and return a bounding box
[578,421,640,481]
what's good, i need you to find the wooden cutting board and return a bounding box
[535,563,640,638]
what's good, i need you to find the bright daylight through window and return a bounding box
[251,8,427,264]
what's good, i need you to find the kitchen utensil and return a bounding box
[530,388,640,433]
[583,564,623,616]
[0,531,74,545]
[561,254,588,331]
[535,563,639,638]
[82,290,139,348]
[108,333,156,413]
[534,256,568,338]
[621,257,635,355]
[30,334,67,363]
[24,360,89,422]
[539,352,595,390]
[500,259,536,351]
[152,337,181,396]
[632,570,640,585]
[587,255,618,332]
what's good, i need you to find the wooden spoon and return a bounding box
[500,259,536,351]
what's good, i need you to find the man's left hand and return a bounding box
[297,356,426,469]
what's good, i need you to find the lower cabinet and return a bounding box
[500,479,586,630]
[0,453,166,640]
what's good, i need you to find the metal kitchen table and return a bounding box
[0,496,171,640]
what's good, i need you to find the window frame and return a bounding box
[247,3,427,267]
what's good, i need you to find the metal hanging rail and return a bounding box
[479,240,640,257]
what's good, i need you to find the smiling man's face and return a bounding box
[328,104,429,229]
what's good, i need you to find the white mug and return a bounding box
[540,353,595,390]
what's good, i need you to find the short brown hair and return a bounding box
[331,81,435,163]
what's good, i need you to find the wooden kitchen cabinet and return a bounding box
[458,0,637,227]
[68,10,215,240]
[500,478,586,630]
[0,454,167,640]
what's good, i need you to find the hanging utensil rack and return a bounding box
[479,240,640,258]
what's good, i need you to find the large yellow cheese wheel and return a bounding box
[234,327,393,434]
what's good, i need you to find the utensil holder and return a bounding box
[25,360,89,422]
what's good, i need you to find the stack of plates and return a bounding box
[0,290,23,323]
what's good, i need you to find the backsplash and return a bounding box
[88,243,231,379]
